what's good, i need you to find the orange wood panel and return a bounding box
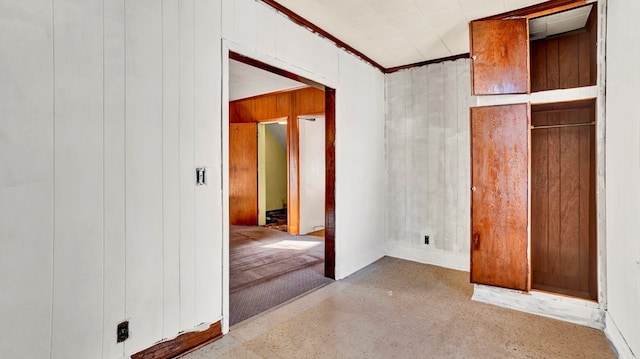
[229,90,291,123]
[470,19,529,95]
[295,87,325,115]
[558,35,580,89]
[132,322,222,359]
[287,94,300,235]
[470,103,529,290]
[546,38,560,90]
[531,113,549,278]
[559,126,581,284]
[530,100,596,299]
[530,41,547,92]
[578,32,591,86]
[229,123,258,225]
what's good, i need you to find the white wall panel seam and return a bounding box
[50,0,56,355]
[161,0,166,337]
[101,0,106,355]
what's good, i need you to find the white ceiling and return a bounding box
[529,4,593,41]
[274,0,550,68]
[229,1,593,99]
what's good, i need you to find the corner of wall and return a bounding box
[605,312,638,359]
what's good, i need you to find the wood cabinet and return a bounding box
[530,100,597,299]
[470,104,529,290]
[469,2,598,300]
[470,19,529,95]
[470,3,597,95]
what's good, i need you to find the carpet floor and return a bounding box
[187,256,616,358]
[229,225,333,325]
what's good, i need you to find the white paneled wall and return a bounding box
[2,0,389,356]
[0,2,54,358]
[605,0,640,357]
[0,0,222,357]
[334,51,387,278]
[385,59,472,271]
[52,0,105,357]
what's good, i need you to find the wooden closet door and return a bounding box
[470,18,529,95]
[229,123,258,225]
[470,104,529,291]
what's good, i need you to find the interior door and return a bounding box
[229,123,258,225]
[470,103,529,291]
[470,18,529,95]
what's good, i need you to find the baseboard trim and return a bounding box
[605,313,637,359]
[131,321,223,359]
[385,243,469,272]
[472,284,605,329]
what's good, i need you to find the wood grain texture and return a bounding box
[476,0,586,21]
[470,19,529,95]
[229,123,258,225]
[470,104,529,291]
[530,100,596,299]
[229,86,325,235]
[131,321,222,359]
[287,92,300,235]
[324,88,336,279]
[530,6,597,93]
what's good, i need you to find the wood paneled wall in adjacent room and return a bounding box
[228,87,325,235]
[530,5,597,92]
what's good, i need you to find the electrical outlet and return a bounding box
[117,321,129,343]
[424,235,430,245]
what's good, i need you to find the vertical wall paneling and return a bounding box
[606,1,640,355]
[125,0,164,352]
[426,64,445,250]
[51,0,104,358]
[234,0,275,59]
[385,59,471,271]
[333,50,386,278]
[162,0,181,338]
[178,0,197,331]
[103,0,126,356]
[0,2,54,357]
[530,9,598,94]
[385,71,407,245]
[456,60,471,256]
[194,0,223,325]
[443,61,459,252]
[409,67,427,245]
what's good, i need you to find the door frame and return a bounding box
[221,45,336,333]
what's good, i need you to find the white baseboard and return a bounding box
[335,247,385,280]
[605,312,637,359]
[385,243,469,272]
[472,284,605,329]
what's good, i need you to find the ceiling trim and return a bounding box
[260,0,386,72]
[476,0,587,21]
[385,53,471,74]
[258,0,479,74]
[230,51,325,90]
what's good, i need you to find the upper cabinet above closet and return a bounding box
[470,3,597,96]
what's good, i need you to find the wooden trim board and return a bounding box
[131,321,222,359]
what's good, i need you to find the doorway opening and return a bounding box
[259,121,289,232]
[227,52,336,326]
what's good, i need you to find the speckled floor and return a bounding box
[184,257,616,359]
